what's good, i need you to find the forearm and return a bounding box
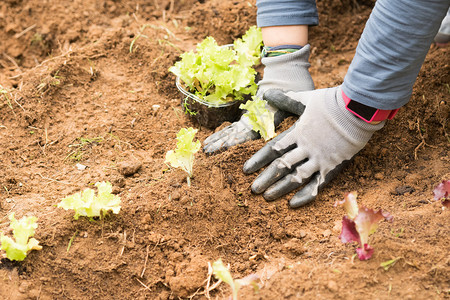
[343,0,450,110]
[261,25,309,47]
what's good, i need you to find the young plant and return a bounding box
[240,96,276,141]
[212,259,259,300]
[165,127,201,186]
[433,179,450,208]
[334,192,393,260]
[169,26,263,105]
[57,181,121,220]
[0,213,42,261]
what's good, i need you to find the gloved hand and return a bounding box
[243,86,385,208]
[203,45,315,154]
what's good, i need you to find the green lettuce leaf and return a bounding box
[240,97,276,141]
[0,213,42,261]
[165,127,201,178]
[57,181,121,220]
[169,26,262,105]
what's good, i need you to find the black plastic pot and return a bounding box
[176,76,243,129]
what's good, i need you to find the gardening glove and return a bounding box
[243,86,385,208]
[203,45,315,154]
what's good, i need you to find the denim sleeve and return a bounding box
[342,0,450,110]
[256,0,319,27]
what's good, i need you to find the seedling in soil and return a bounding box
[380,257,401,271]
[0,213,42,261]
[212,259,259,300]
[65,136,103,162]
[0,85,13,110]
[433,179,450,208]
[334,192,393,260]
[165,127,201,186]
[57,181,121,220]
[240,96,276,141]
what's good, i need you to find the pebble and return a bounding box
[327,280,338,292]
[117,161,142,176]
[322,229,332,238]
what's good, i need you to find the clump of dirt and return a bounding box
[0,0,449,299]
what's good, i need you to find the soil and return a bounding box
[0,0,449,299]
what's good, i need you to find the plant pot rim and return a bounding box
[175,76,240,108]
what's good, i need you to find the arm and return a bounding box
[245,0,450,207]
[343,0,450,110]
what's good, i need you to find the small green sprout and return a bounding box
[212,259,259,300]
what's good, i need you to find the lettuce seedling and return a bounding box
[169,26,262,105]
[240,96,276,141]
[0,213,42,261]
[433,179,450,208]
[165,127,201,186]
[212,259,259,300]
[335,192,393,260]
[57,181,121,220]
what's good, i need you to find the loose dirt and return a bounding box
[0,0,449,299]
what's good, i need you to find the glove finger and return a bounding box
[289,159,352,208]
[251,148,308,194]
[221,130,259,149]
[203,124,234,145]
[264,89,306,116]
[243,126,295,174]
[251,159,292,194]
[203,138,227,154]
[263,159,317,200]
[263,174,302,201]
[289,173,321,208]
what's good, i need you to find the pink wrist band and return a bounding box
[342,90,399,123]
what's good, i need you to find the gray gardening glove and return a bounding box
[243,86,385,208]
[203,45,315,154]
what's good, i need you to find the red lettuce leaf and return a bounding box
[356,244,374,260]
[334,191,359,219]
[354,207,393,247]
[433,180,450,201]
[339,216,360,244]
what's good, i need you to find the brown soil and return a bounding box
[0,0,449,299]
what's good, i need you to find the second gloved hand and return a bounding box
[243,86,385,208]
[203,45,314,154]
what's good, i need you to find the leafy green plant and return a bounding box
[335,192,393,260]
[240,96,276,141]
[57,181,121,220]
[1,213,42,261]
[212,259,259,300]
[169,26,263,105]
[165,127,201,186]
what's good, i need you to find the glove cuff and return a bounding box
[258,44,315,94]
[330,87,385,143]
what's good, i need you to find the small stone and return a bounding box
[171,191,181,201]
[322,229,332,238]
[299,230,307,238]
[117,161,142,177]
[18,282,30,293]
[76,163,87,170]
[141,214,151,224]
[393,185,415,195]
[327,280,338,292]
[374,172,384,180]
